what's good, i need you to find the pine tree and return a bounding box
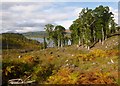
[43,37,47,49]
[69,5,117,50]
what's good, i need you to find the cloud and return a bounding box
[2,0,25,2]
[109,7,118,24]
[1,2,118,33]
[16,22,44,27]
[55,20,73,29]
[10,5,37,12]
[15,27,42,33]
[1,0,119,2]
[1,2,53,33]
[1,2,83,33]
[74,7,83,17]
[1,0,55,2]
[44,6,83,28]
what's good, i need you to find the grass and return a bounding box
[2,35,120,85]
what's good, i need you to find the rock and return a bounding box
[71,54,74,56]
[110,59,114,63]
[65,59,69,62]
[105,46,108,48]
[71,64,75,67]
[49,52,53,54]
[107,62,111,64]
[66,63,69,66]
[18,55,22,58]
[57,55,60,57]
[77,45,79,47]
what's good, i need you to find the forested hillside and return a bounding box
[2,35,120,85]
[22,31,48,38]
[2,33,41,49]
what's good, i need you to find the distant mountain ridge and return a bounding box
[22,31,48,38]
[2,33,41,49]
[22,30,71,38]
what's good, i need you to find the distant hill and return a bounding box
[22,30,71,38]
[2,33,41,49]
[22,31,48,38]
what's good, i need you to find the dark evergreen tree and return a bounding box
[69,5,117,50]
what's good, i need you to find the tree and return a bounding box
[44,24,67,48]
[44,24,54,47]
[51,30,58,47]
[44,24,54,41]
[55,25,66,47]
[69,5,117,50]
[93,5,116,44]
[43,37,47,49]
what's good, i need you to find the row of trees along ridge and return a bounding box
[44,5,119,50]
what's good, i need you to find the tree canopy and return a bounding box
[44,5,118,50]
[44,24,66,48]
[69,5,118,50]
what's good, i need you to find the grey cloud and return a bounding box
[16,22,46,27]
[1,2,118,33]
[1,2,48,10]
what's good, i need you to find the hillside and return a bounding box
[22,31,48,38]
[2,33,41,49]
[91,35,119,50]
[2,35,120,85]
[22,30,71,38]
[2,3,120,85]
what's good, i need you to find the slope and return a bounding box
[2,33,41,49]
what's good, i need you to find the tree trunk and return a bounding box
[99,39,102,43]
[102,41,104,45]
[58,39,60,47]
[93,30,96,42]
[61,40,63,47]
[78,37,81,46]
[102,27,104,45]
[87,46,90,50]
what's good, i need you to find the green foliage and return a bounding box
[2,46,119,85]
[2,5,119,85]
[23,31,48,38]
[2,33,41,49]
[77,49,119,61]
[55,25,66,47]
[43,37,47,49]
[2,59,33,85]
[70,5,118,49]
[44,24,67,47]
[32,64,54,83]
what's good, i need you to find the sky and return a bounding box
[0,1,119,33]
